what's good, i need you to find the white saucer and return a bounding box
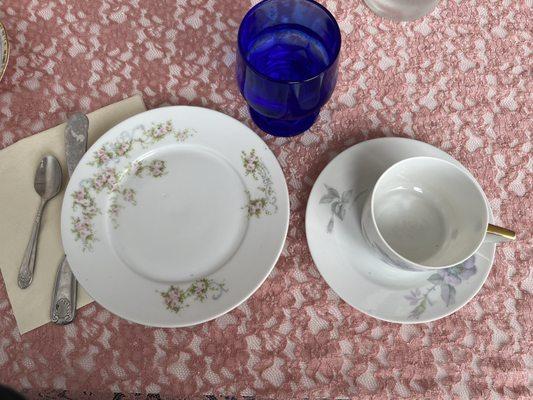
[306,138,495,324]
[62,106,289,327]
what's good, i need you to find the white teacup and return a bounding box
[361,156,515,271]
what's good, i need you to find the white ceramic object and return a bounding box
[0,21,9,82]
[306,138,495,323]
[361,156,489,271]
[62,106,289,327]
[363,0,439,21]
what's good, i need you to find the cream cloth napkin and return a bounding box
[0,95,146,334]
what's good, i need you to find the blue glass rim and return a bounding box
[237,0,342,85]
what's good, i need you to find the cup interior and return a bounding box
[372,157,488,268]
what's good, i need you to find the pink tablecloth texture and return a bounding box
[0,0,531,398]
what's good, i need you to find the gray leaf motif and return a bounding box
[427,273,444,285]
[339,204,347,220]
[320,185,341,204]
[327,217,335,233]
[331,201,345,220]
[440,284,456,307]
[406,255,477,319]
[324,184,340,199]
[320,184,358,233]
[341,189,353,203]
[353,189,368,204]
[320,193,337,204]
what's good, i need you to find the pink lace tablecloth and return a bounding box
[0,0,531,398]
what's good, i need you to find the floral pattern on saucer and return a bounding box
[320,185,367,233]
[160,279,227,314]
[241,149,277,218]
[317,181,480,320]
[360,224,415,271]
[71,120,194,250]
[405,256,477,319]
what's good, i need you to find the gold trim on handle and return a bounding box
[487,223,516,241]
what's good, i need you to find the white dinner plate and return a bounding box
[0,21,9,82]
[306,138,495,323]
[62,106,289,327]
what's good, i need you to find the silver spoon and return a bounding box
[17,155,62,288]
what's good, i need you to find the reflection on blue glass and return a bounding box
[237,0,341,137]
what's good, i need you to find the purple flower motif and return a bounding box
[114,140,132,156]
[460,255,477,280]
[149,160,166,177]
[245,158,257,173]
[95,147,111,165]
[84,204,98,217]
[73,188,90,207]
[93,178,103,190]
[122,188,136,204]
[151,125,166,138]
[72,187,99,219]
[72,120,195,250]
[107,176,118,191]
[93,167,118,191]
[74,189,85,201]
[175,128,192,141]
[242,150,259,176]
[407,255,478,319]
[247,198,267,217]
[130,161,143,176]
[194,281,209,300]
[159,280,226,314]
[439,269,462,285]
[168,288,182,303]
[72,216,92,241]
[404,289,421,305]
[108,202,121,217]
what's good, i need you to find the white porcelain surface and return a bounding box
[306,138,495,323]
[0,21,8,82]
[62,106,289,327]
[361,156,489,271]
[363,0,439,21]
[109,145,249,283]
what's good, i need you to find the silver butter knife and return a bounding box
[50,112,88,325]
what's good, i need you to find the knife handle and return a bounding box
[50,255,77,324]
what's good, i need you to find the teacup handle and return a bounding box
[485,224,516,243]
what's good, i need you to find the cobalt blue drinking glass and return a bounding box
[237,0,341,137]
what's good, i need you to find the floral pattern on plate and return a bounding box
[87,120,194,167]
[405,255,477,319]
[159,279,227,313]
[71,120,194,250]
[241,149,277,218]
[107,159,168,228]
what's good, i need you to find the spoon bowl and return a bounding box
[35,155,62,200]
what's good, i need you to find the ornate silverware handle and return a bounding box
[17,199,45,289]
[50,112,88,325]
[50,255,77,324]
